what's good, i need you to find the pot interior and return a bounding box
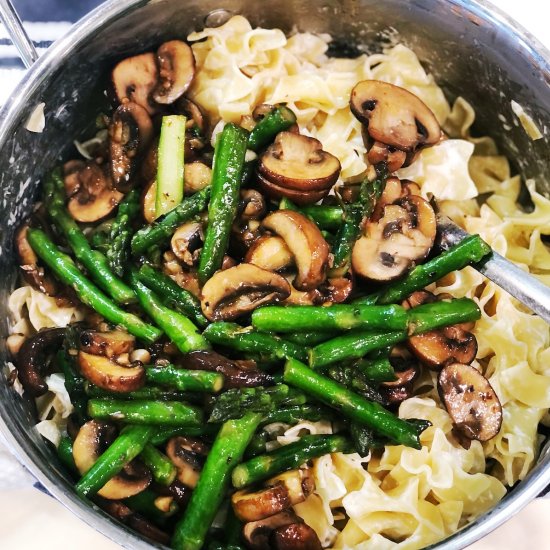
[1,1,549,548]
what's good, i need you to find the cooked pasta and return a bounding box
[5,14,550,550]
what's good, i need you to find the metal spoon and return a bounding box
[0,0,38,68]
[436,214,550,324]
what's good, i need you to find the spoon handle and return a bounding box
[0,0,38,68]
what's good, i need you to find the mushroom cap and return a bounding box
[350,80,441,152]
[438,363,502,442]
[352,195,436,282]
[272,523,323,550]
[111,52,158,114]
[259,132,341,192]
[239,189,267,221]
[78,350,145,393]
[200,263,291,322]
[257,172,330,206]
[153,40,195,105]
[367,140,407,173]
[245,236,294,272]
[242,510,301,550]
[232,485,293,522]
[165,436,208,489]
[171,221,204,266]
[261,210,330,291]
[79,330,136,359]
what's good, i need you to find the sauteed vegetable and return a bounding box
[6,15,550,550]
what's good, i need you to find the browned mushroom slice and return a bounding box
[352,195,436,282]
[73,420,152,499]
[367,140,407,173]
[112,52,158,114]
[350,80,441,152]
[239,189,266,221]
[401,179,421,196]
[257,172,329,206]
[272,523,323,550]
[142,179,157,224]
[379,345,420,405]
[65,162,123,223]
[232,485,292,522]
[153,40,195,105]
[262,210,330,291]
[259,132,341,192]
[163,251,201,298]
[171,221,204,266]
[438,363,502,441]
[245,236,294,272]
[243,510,302,550]
[109,101,153,189]
[176,98,208,135]
[408,326,478,370]
[201,263,291,322]
[402,289,437,310]
[15,224,57,295]
[78,351,145,393]
[165,436,208,489]
[79,330,136,359]
[265,469,315,505]
[184,162,212,194]
[371,176,404,221]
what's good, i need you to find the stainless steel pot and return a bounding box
[0,1,549,548]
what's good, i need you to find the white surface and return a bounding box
[1,0,550,548]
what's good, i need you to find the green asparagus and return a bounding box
[172,412,262,550]
[232,434,351,488]
[76,425,153,497]
[57,436,78,475]
[124,489,179,524]
[284,358,427,449]
[57,351,88,423]
[140,443,177,486]
[145,365,224,393]
[279,197,343,230]
[248,106,297,151]
[27,229,161,344]
[356,357,397,386]
[84,383,202,403]
[327,365,388,405]
[149,425,219,447]
[198,123,249,285]
[260,404,329,426]
[88,399,203,427]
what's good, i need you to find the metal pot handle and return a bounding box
[0,0,38,68]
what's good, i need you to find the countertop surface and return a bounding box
[1,0,549,548]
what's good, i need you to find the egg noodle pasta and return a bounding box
[6,15,550,550]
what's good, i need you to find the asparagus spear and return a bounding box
[76,425,153,497]
[203,322,308,363]
[44,170,136,304]
[57,351,88,423]
[124,488,179,524]
[283,359,427,449]
[84,383,201,403]
[155,115,187,217]
[57,436,78,475]
[172,412,262,550]
[146,365,224,393]
[327,365,388,405]
[251,303,408,333]
[137,264,208,327]
[131,186,211,254]
[279,197,343,231]
[282,331,333,346]
[375,234,492,305]
[349,423,386,456]
[27,229,161,344]
[356,357,397,386]
[247,106,297,151]
[232,434,351,488]
[208,385,307,423]
[331,162,388,274]
[309,298,481,368]
[88,399,203,427]
[129,271,209,353]
[198,123,249,285]
[106,187,141,277]
[140,444,177,486]
[149,425,219,446]
[260,404,329,426]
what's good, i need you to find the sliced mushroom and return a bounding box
[259,132,341,191]
[165,436,208,489]
[182,350,273,388]
[367,140,407,173]
[153,40,195,105]
[262,210,330,291]
[112,52,158,114]
[257,172,329,206]
[79,330,136,359]
[232,485,293,523]
[152,479,192,506]
[371,176,406,221]
[176,98,208,135]
[350,80,441,152]
[243,510,301,550]
[163,251,201,298]
[184,162,212,194]
[272,523,323,550]
[265,469,315,505]
[109,101,153,189]
[142,179,157,223]
[239,189,266,221]
[201,263,291,321]
[65,162,123,223]
[404,291,478,369]
[15,224,57,295]
[16,327,66,397]
[379,346,420,405]
[245,236,294,272]
[438,363,502,441]
[352,195,436,281]
[78,351,145,393]
[73,420,152,499]
[283,276,352,306]
[171,221,204,266]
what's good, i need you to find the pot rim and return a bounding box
[1,1,550,549]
